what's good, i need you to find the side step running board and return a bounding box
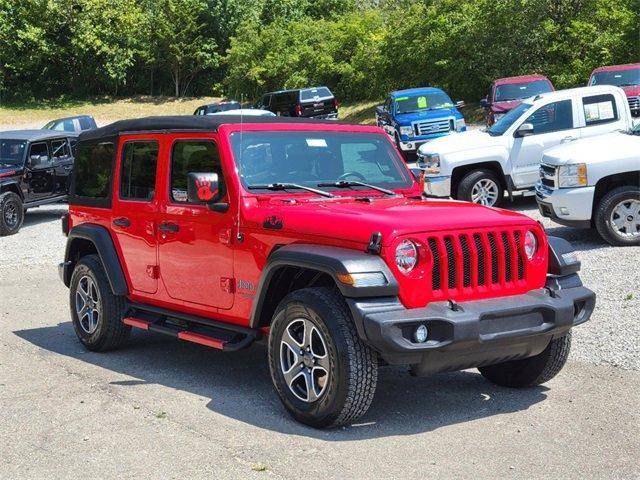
[123,310,258,352]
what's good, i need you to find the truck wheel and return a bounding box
[69,254,130,351]
[268,287,378,428]
[479,333,571,388]
[457,169,504,207]
[0,191,24,235]
[594,186,640,246]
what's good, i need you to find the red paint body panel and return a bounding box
[177,331,225,349]
[69,121,549,328]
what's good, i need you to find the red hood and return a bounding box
[622,85,640,96]
[491,99,522,113]
[243,196,537,246]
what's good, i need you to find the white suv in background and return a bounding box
[536,122,640,246]
[417,86,634,206]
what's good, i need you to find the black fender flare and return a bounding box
[249,244,399,329]
[0,180,24,199]
[547,235,581,277]
[62,223,128,295]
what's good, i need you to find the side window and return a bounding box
[170,140,224,203]
[29,142,49,159]
[582,94,618,126]
[72,142,114,201]
[119,141,158,201]
[78,117,94,131]
[523,100,573,135]
[384,97,391,112]
[63,119,75,132]
[51,139,70,160]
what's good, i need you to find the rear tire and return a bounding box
[70,254,130,351]
[479,333,571,387]
[0,191,24,235]
[456,169,504,207]
[268,287,378,428]
[594,186,640,246]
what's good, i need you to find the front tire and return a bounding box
[594,186,640,246]
[479,333,571,387]
[456,169,504,207]
[268,287,378,428]
[70,254,130,351]
[0,191,24,235]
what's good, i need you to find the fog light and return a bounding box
[560,207,570,215]
[414,324,428,343]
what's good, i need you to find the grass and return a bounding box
[0,95,485,129]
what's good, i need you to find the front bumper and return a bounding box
[346,278,595,375]
[535,183,594,228]
[398,139,431,152]
[423,175,452,197]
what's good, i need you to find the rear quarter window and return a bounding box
[71,142,115,206]
[300,87,333,101]
[582,94,619,126]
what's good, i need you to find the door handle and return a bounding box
[113,217,131,228]
[159,222,179,233]
[561,136,576,143]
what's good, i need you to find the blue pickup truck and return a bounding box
[375,87,466,159]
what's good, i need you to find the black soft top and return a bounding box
[77,115,340,144]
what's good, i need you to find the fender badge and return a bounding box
[263,215,283,230]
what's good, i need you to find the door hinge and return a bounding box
[146,265,159,279]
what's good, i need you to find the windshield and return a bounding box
[394,92,454,114]
[230,131,413,193]
[590,68,640,87]
[207,102,240,113]
[494,80,553,101]
[487,102,533,136]
[0,140,27,166]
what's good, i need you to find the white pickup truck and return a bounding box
[416,85,635,206]
[536,123,639,246]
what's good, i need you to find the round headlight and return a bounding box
[524,230,538,260]
[396,240,418,273]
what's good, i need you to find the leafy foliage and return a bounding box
[0,0,637,101]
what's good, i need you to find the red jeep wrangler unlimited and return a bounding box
[59,116,595,428]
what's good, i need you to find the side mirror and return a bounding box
[375,105,385,114]
[480,98,490,108]
[186,172,228,211]
[455,100,466,109]
[515,123,535,137]
[29,155,49,168]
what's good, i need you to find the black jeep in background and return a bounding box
[0,130,77,235]
[257,87,339,119]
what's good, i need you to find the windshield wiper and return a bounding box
[248,183,334,198]
[317,180,396,196]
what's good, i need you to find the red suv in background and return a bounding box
[589,63,640,117]
[59,116,594,428]
[481,74,555,126]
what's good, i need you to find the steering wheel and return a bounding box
[337,171,366,182]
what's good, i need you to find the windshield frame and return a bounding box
[225,127,417,197]
[493,79,553,102]
[0,139,28,167]
[590,67,640,87]
[393,92,455,115]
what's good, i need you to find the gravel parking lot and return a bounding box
[1,199,639,479]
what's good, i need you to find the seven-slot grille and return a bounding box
[413,118,453,136]
[628,96,640,111]
[426,230,526,294]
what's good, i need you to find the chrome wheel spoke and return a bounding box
[75,275,101,334]
[610,199,640,238]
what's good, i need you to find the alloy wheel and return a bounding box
[75,275,102,334]
[471,178,500,206]
[610,198,640,239]
[4,202,18,228]
[279,318,330,403]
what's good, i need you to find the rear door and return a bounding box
[50,138,74,195]
[157,136,234,309]
[509,98,576,188]
[110,137,160,294]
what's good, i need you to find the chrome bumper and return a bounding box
[424,175,452,197]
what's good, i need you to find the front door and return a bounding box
[25,141,54,201]
[157,138,234,310]
[509,99,575,188]
[111,139,160,294]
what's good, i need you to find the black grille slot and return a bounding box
[428,238,441,290]
[488,233,499,284]
[501,232,512,282]
[514,231,524,279]
[460,235,471,287]
[444,237,456,289]
[473,234,485,285]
